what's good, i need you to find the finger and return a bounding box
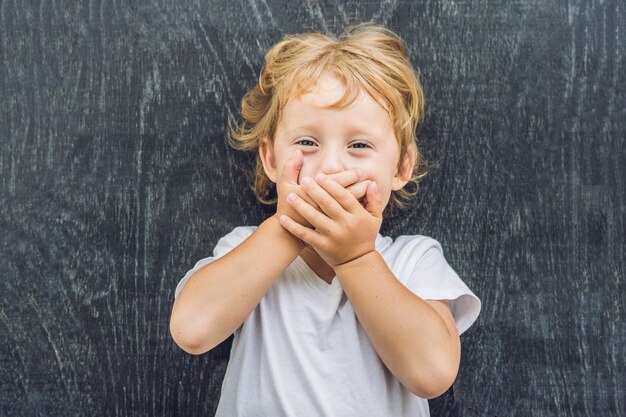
[282,149,303,185]
[365,181,383,217]
[301,176,346,219]
[314,173,362,213]
[345,181,369,203]
[278,214,323,248]
[286,191,335,233]
[325,168,364,188]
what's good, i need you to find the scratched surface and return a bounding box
[1,1,624,416]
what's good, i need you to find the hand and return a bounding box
[327,172,371,208]
[274,150,368,228]
[278,172,383,267]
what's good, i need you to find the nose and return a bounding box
[316,147,346,175]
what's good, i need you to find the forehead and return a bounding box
[285,71,389,112]
[280,72,393,134]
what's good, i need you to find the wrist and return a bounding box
[333,249,378,273]
[266,214,307,252]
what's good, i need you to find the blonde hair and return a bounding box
[228,22,430,211]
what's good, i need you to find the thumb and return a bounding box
[364,181,382,217]
[283,149,303,185]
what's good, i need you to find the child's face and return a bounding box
[260,72,414,211]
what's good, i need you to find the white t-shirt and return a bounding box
[175,226,481,417]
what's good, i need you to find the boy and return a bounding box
[170,22,480,416]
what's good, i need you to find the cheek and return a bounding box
[273,157,289,184]
[355,159,382,175]
[365,173,394,206]
[359,167,390,187]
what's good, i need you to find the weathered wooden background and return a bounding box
[1,1,624,416]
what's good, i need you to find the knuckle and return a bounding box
[295,227,306,239]
[340,171,356,185]
[320,194,334,207]
[337,190,351,204]
[341,188,352,199]
[303,207,316,222]
[319,240,332,253]
[346,217,358,231]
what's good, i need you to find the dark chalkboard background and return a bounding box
[1,1,624,416]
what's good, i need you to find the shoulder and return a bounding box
[175,225,257,298]
[379,232,461,291]
[379,233,444,266]
[382,234,482,335]
[394,234,442,250]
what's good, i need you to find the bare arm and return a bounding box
[170,149,308,355]
[170,150,364,355]
[334,251,461,399]
[277,173,460,398]
[170,216,302,355]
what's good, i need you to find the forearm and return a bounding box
[334,251,460,399]
[170,216,304,354]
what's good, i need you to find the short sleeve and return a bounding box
[174,226,256,299]
[394,236,481,336]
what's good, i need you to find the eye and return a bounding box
[350,142,371,149]
[296,138,317,147]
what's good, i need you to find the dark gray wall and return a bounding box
[1,1,624,416]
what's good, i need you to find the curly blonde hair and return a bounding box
[228,22,430,211]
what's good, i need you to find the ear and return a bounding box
[258,136,278,183]
[392,142,417,191]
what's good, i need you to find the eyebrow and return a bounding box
[285,124,380,137]
[284,124,320,135]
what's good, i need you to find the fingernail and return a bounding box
[372,182,378,192]
[301,177,312,185]
[292,149,300,158]
[279,214,287,222]
[315,173,325,181]
[287,193,296,202]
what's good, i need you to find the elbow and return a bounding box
[169,310,216,356]
[170,321,207,355]
[171,333,211,356]
[409,332,462,399]
[409,369,457,399]
[407,356,460,399]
